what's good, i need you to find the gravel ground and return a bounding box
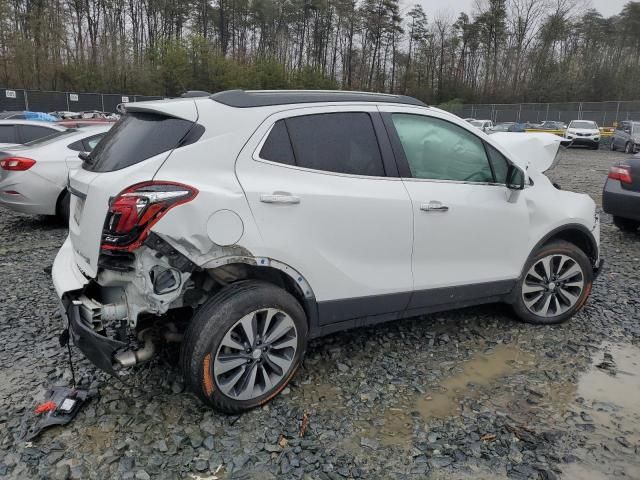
[1,147,639,480]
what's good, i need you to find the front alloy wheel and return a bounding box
[513,240,593,324]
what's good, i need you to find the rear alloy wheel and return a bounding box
[213,308,298,401]
[512,241,593,324]
[181,281,307,413]
[613,216,640,232]
[625,142,633,154]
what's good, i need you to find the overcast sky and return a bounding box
[416,0,629,20]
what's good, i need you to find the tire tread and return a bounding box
[180,280,307,414]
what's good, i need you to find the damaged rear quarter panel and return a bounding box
[149,101,265,266]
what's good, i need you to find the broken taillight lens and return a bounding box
[608,165,632,184]
[0,157,36,171]
[101,181,198,251]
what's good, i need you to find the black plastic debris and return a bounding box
[20,386,89,441]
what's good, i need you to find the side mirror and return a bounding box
[507,164,525,190]
[78,151,91,162]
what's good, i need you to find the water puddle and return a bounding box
[414,343,535,419]
[561,342,640,479]
[294,381,344,411]
[352,343,535,449]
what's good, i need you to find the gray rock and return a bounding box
[52,464,71,480]
[429,456,453,468]
[360,437,379,450]
[118,457,135,474]
[155,440,168,452]
[203,435,215,450]
[336,363,349,373]
[135,470,151,480]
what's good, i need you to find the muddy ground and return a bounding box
[0,148,639,480]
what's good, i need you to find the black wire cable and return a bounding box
[66,323,77,389]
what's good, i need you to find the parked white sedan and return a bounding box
[0,119,68,149]
[0,124,111,220]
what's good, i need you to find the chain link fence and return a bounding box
[6,90,639,128]
[453,101,640,126]
[0,88,164,114]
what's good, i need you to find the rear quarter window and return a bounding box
[19,124,59,143]
[84,112,200,172]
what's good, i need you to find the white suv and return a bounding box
[52,90,602,413]
[565,120,601,149]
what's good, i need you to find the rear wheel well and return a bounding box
[203,264,313,327]
[542,227,597,262]
[55,189,70,220]
[55,188,67,210]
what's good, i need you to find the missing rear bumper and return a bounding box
[65,298,182,375]
[68,301,126,376]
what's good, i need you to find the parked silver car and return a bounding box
[0,125,111,220]
[611,121,640,154]
[0,120,67,149]
[470,119,494,132]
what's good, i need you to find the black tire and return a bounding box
[613,216,640,232]
[56,190,71,224]
[610,140,616,151]
[591,143,599,150]
[512,240,593,325]
[625,142,633,154]
[181,280,308,413]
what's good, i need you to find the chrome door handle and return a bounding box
[420,201,449,212]
[260,193,300,204]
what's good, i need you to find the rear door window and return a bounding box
[258,113,386,176]
[18,124,58,142]
[84,112,197,172]
[0,125,16,143]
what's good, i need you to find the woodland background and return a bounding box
[1,0,640,105]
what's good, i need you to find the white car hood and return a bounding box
[490,132,563,173]
[567,128,599,135]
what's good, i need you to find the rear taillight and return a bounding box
[608,165,632,184]
[101,181,198,251]
[0,157,36,171]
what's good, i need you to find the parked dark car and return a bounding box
[611,120,640,154]
[602,155,640,232]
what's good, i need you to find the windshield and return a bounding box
[470,121,484,127]
[569,121,597,129]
